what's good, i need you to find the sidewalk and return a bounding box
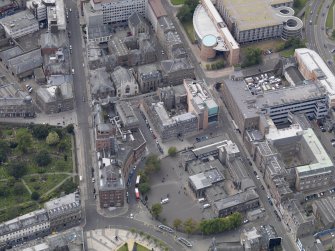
[86,228,165,251]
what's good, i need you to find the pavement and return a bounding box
[86,228,165,251]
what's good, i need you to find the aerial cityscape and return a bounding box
[0,0,335,250]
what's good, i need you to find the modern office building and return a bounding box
[193,0,240,65]
[84,0,147,27]
[183,79,219,130]
[215,0,302,43]
[295,48,335,107]
[222,77,328,135]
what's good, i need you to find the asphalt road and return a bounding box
[306,0,335,69]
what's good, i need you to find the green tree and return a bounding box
[138,182,151,194]
[183,218,198,236]
[6,162,27,179]
[35,150,51,167]
[332,30,335,39]
[293,0,302,9]
[199,212,242,235]
[173,218,182,230]
[13,182,25,195]
[145,154,160,174]
[60,179,77,194]
[151,203,163,219]
[58,141,67,152]
[66,124,75,134]
[46,131,60,146]
[168,146,177,157]
[0,184,9,197]
[0,140,9,164]
[31,191,40,201]
[16,129,32,153]
[242,48,262,68]
[32,125,50,140]
[177,4,192,22]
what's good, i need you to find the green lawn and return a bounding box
[279,48,295,58]
[293,0,309,14]
[171,0,185,5]
[23,174,70,195]
[181,20,195,43]
[0,125,76,222]
[326,0,335,28]
[116,243,150,251]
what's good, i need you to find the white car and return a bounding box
[71,68,75,75]
[130,213,134,219]
[92,178,95,183]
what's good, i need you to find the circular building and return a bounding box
[200,34,217,60]
[275,7,303,40]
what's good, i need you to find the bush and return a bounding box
[13,182,26,195]
[168,146,177,156]
[46,131,60,146]
[31,191,40,201]
[32,125,50,140]
[66,124,74,134]
[6,162,27,179]
[0,140,9,164]
[35,150,51,167]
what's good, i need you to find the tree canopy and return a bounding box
[199,212,242,235]
[32,125,50,140]
[35,150,51,167]
[0,140,9,164]
[16,129,32,153]
[6,162,27,179]
[151,203,163,219]
[46,131,60,146]
[168,146,177,157]
[144,154,160,174]
[242,48,262,68]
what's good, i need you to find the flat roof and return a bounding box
[0,10,38,33]
[220,0,284,30]
[296,128,333,177]
[148,0,166,18]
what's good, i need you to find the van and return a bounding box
[203,203,211,209]
[198,198,205,203]
[161,198,169,204]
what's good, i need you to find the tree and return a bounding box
[16,129,32,153]
[46,131,60,146]
[199,212,242,235]
[332,30,335,39]
[145,154,160,174]
[35,150,51,167]
[183,218,198,236]
[0,140,9,164]
[173,218,182,230]
[168,146,177,157]
[58,141,67,152]
[242,48,262,68]
[32,125,50,140]
[151,203,163,219]
[138,182,151,194]
[0,184,9,197]
[31,191,40,201]
[13,182,25,195]
[6,162,27,179]
[66,124,75,134]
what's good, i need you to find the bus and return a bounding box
[135,175,141,187]
[135,188,140,200]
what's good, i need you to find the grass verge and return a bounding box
[181,20,195,44]
[171,0,185,5]
[326,0,335,28]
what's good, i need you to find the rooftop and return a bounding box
[115,101,139,128]
[160,57,193,74]
[214,189,259,211]
[99,158,124,191]
[90,67,114,95]
[0,10,38,35]
[8,48,43,75]
[189,168,224,190]
[39,31,68,49]
[88,24,113,40]
[296,128,333,177]
[220,0,284,30]
[0,209,48,236]
[148,0,166,18]
[44,192,80,217]
[37,78,73,103]
[223,78,327,119]
[111,66,135,86]
[0,46,23,63]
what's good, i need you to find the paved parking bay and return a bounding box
[147,157,203,225]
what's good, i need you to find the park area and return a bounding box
[0,123,77,222]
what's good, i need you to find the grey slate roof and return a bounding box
[8,48,43,75]
[128,12,145,28]
[160,57,193,74]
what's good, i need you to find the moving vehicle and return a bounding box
[177,237,192,247]
[203,203,211,209]
[135,188,140,200]
[161,198,169,204]
[158,225,174,233]
[135,175,140,187]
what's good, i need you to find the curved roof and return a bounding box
[203,35,217,47]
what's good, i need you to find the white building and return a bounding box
[295,48,335,107]
[26,0,56,21]
[47,0,66,32]
[0,10,39,38]
[111,66,139,97]
[84,0,147,27]
[0,209,50,247]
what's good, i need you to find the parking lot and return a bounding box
[146,156,203,225]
